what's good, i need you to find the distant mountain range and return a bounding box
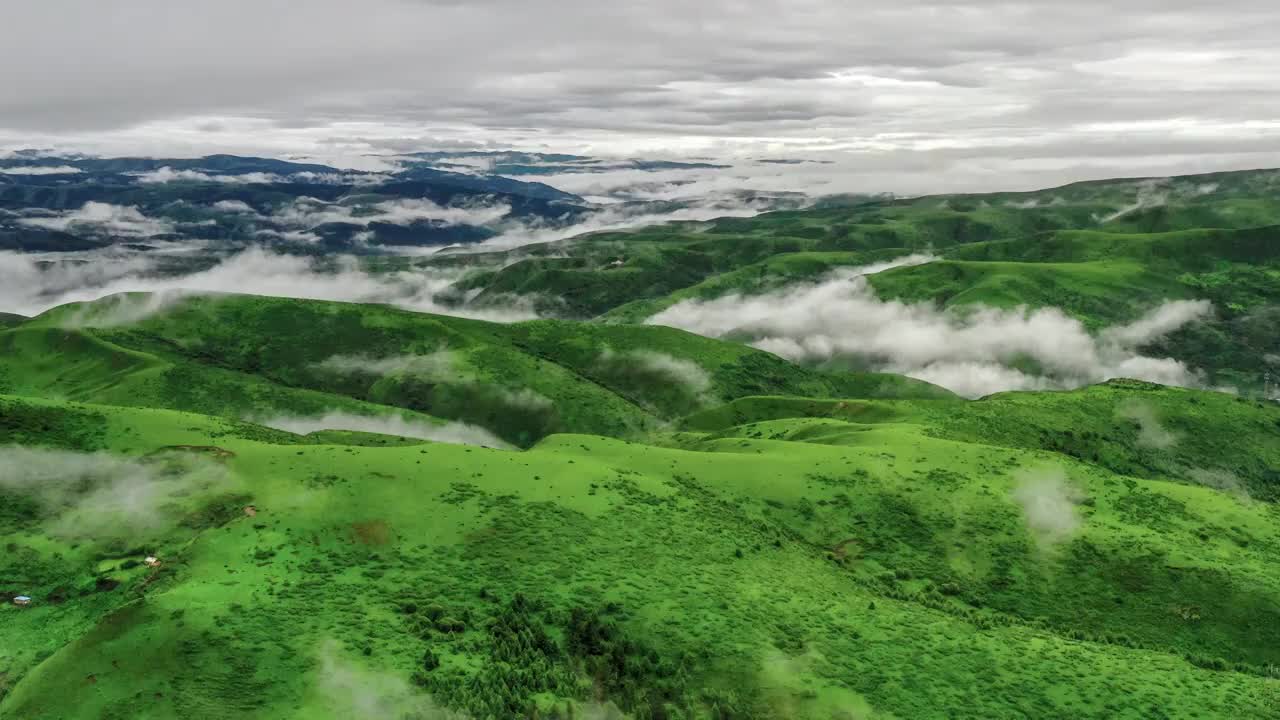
[0,149,783,257]
[0,153,597,253]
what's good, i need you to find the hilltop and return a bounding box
[2,166,1280,719]
[2,291,1280,718]
[2,371,1279,718]
[421,168,1279,395]
[3,293,950,447]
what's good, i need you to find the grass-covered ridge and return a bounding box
[391,168,1280,396]
[2,373,1279,718]
[4,166,1280,718]
[6,292,950,447]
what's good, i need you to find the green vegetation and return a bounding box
[3,294,1280,718]
[6,294,949,447]
[410,169,1280,393]
[3,167,1280,718]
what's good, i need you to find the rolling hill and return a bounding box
[2,371,1279,718]
[3,166,1280,719]
[414,169,1279,395]
[2,294,951,447]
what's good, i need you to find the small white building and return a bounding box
[13,595,32,607]
[144,556,161,568]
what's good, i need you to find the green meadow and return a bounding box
[3,303,1280,718]
[3,167,1280,718]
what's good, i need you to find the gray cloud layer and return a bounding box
[2,2,1278,193]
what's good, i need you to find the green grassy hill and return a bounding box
[5,167,1280,718]
[383,169,1280,394]
[872,226,1280,323]
[3,374,1279,718]
[679,380,1280,501]
[862,226,1280,389]
[5,293,950,447]
[422,168,1280,322]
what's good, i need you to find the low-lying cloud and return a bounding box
[1186,467,1251,502]
[0,164,82,175]
[1097,179,1169,224]
[273,196,512,231]
[1011,466,1082,549]
[314,351,555,415]
[16,201,174,236]
[524,162,808,206]
[1114,400,1180,450]
[256,410,510,449]
[0,446,234,539]
[648,257,1213,397]
[0,247,539,322]
[312,640,469,720]
[212,199,256,213]
[133,166,386,185]
[595,347,716,408]
[315,352,457,378]
[57,290,194,329]
[472,193,787,251]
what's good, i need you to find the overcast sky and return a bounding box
[3,1,1279,194]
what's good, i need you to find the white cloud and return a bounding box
[132,167,221,183]
[272,196,512,230]
[213,199,255,213]
[256,411,510,449]
[311,640,469,719]
[0,247,539,322]
[647,256,1212,397]
[1100,299,1214,346]
[16,201,174,236]
[132,166,386,185]
[57,290,194,329]
[1115,399,1180,450]
[0,164,82,175]
[1011,466,1082,549]
[471,194,780,252]
[0,446,233,539]
[596,347,715,405]
[252,228,324,244]
[313,351,555,415]
[313,352,457,378]
[1096,179,1169,223]
[1186,467,1251,501]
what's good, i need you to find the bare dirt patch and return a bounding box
[830,537,860,560]
[150,445,237,460]
[351,520,393,546]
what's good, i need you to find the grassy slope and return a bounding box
[864,226,1280,387]
[4,390,1280,719]
[9,294,949,447]
[401,170,1280,392]
[871,226,1280,323]
[5,169,1280,718]
[600,249,911,323]
[680,380,1280,500]
[0,324,462,433]
[867,259,1191,328]
[428,168,1280,320]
